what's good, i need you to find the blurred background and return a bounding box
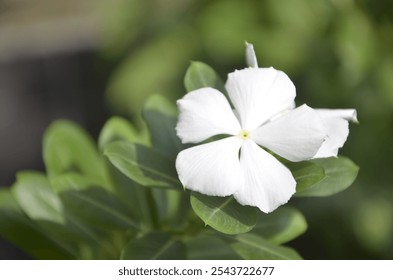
[0,0,392,259]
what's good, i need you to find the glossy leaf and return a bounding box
[252,206,307,245]
[143,94,182,159]
[104,141,182,189]
[43,120,108,186]
[186,235,240,260]
[98,116,149,150]
[51,174,139,230]
[190,192,257,235]
[121,232,186,260]
[184,61,226,93]
[295,156,359,197]
[288,161,326,193]
[230,234,302,260]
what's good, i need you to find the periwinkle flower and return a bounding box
[175,44,356,213]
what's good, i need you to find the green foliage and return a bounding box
[121,232,186,260]
[230,234,302,260]
[0,58,359,260]
[184,61,226,93]
[295,157,359,197]
[104,141,181,190]
[190,192,257,235]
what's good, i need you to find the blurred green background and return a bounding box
[0,0,392,259]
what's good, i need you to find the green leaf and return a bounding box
[104,141,182,189]
[106,164,156,231]
[230,234,302,260]
[151,188,190,229]
[286,161,326,193]
[143,94,182,159]
[51,174,139,230]
[98,116,149,150]
[295,156,359,197]
[43,120,108,187]
[12,172,118,259]
[121,232,186,260]
[186,235,240,260]
[184,61,226,92]
[0,188,76,259]
[97,116,155,229]
[190,192,257,235]
[12,172,66,224]
[252,206,307,245]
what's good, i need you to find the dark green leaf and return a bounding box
[43,120,108,187]
[121,232,186,260]
[286,161,326,193]
[295,156,359,197]
[186,235,240,260]
[143,94,182,159]
[230,234,302,260]
[184,61,226,92]
[252,206,307,245]
[104,141,182,189]
[190,192,257,235]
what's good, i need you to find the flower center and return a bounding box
[238,130,251,140]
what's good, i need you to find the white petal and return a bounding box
[234,140,296,213]
[313,117,349,158]
[245,42,258,68]
[316,109,358,123]
[252,104,326,162]
[176,137,243,196]
[225,67,296,131]
[176,88,241,143]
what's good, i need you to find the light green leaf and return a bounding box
[104,141,182,189]
[121,232,186,260]
[190,192,257,235]
[252,206,307,245]
[143,94,182,159]
[12,172,65,224]
[0,188,77,259]
[43,120,108,187]
[295,156,359,197]
[230,234,302,260]
[184,61,226,92]
[186,235,240,260]
[51,174,138,230]
[98,116,149,150]
[287,161,326,193]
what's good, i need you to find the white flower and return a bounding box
[175,44,355,213]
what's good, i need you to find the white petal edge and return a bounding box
[176,137,243,197]
[176,87,241,143]
[234,140,296,213]
[226,67,296,131]
[316,109,358,123]
[252,104,326,162]
[313,117,349,158]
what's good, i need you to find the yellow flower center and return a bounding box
[239,130,251,140]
